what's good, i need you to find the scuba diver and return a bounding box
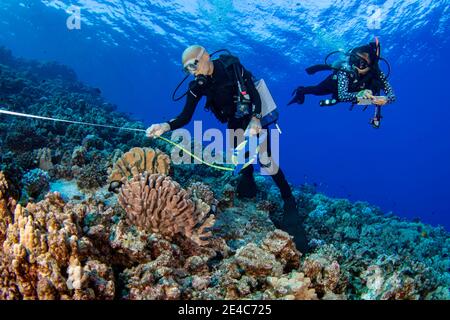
[288,38,396,128]
[146,45,309,252]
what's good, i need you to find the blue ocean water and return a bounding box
[0,0,449,229]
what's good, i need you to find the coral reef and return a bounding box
[264,271,318,300]
[109,147,171,185]
[21,168,50,201]
[76,161,108,192]
[1,48,449,301]
[118,173,214,246]
[0,191,115,299]
[35,148,53,171]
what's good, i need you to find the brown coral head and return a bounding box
[109,147,171,188]
[118,173,215,246]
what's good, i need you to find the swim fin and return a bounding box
[288,86,305,106]
[236,173,257,199]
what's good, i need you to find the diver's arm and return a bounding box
[168,83,203,130]
[243,68,262,115]
[337,71,359,103]
[379,72,396,104]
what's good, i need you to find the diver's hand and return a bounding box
[247,117,262,136]
[372,96,388,106]
[146,123,170,138]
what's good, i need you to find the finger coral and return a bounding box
[0,184,114,300]
[0,172,15,244]
[118,173,215,246]
[109,147,170,184]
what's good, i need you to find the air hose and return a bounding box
[0,108,236,172]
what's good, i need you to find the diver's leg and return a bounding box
[228,116,257,199]
[302,75,336,96]
[258,128,310,253]
[289,75,335,106]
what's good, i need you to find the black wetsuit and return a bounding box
[300,70,396,104]
[168,56,293,200]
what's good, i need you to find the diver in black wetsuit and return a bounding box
[146,45,309,252]
[288,39,396,128]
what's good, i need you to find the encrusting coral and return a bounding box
[264,271,318,300]
[118,173,215,246]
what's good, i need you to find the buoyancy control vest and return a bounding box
[204,54,253,123]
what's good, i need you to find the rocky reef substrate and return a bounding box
[0,47,448,300]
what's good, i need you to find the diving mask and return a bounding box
[350,54,370,70]
[183,47,206,74]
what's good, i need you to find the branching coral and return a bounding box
[0,182,114,300]
[109,147,170,184]
[118,173,214,246]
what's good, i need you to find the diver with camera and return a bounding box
[288,38,396,128]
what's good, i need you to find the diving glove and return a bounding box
[288,86,306,106]
[146,122,170,138]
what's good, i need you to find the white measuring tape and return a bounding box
[0,108,237,172]
[0,108,147,132]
